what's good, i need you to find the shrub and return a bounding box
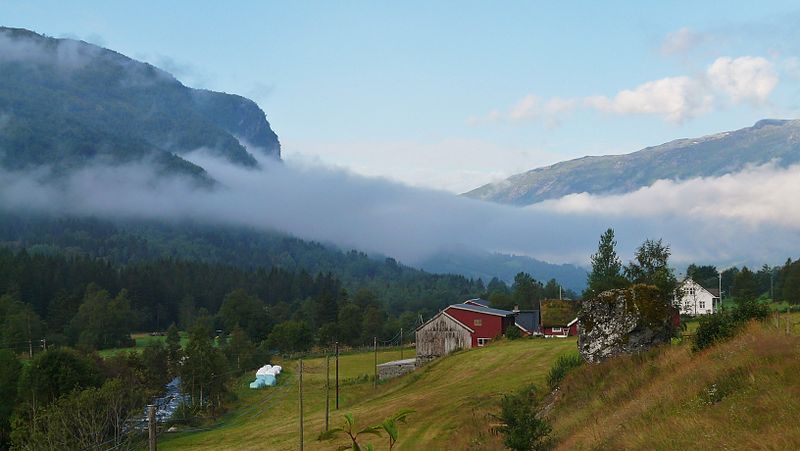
[505,326,523,340]
[693,299,771,351]
[495,384,552,451]
[547,352,583,390]
[731,299,770,323]
[693,311,737,351]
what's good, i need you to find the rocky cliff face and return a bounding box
[578,285,675,363]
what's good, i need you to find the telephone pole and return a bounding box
[399,328,404,360]
[325,353,330,431]
[335,341,339,410]
[299,358,304,451]
[373,336,378,388]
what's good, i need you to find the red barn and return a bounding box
[415,300,516,363]
[540,299,579,338]
[443,303,515,347]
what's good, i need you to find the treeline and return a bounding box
[686,260,800,303]
[0,247,470,354]
[482,273,576,311]
[0,214,485,314]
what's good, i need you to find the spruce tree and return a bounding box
[585,228,626,298]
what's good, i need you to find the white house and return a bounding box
[673,277,720,315]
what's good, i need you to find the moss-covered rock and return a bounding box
[578,284,676,363]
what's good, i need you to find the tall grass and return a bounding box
[546,352,583,390]
[546,321,800,449]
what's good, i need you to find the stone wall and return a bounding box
[377,358,417,380]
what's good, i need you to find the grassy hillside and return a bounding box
[547,315,800,449]
[160,338,577,450]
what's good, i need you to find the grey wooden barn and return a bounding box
[415,311,472,365]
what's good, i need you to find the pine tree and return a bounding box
[585,228,626,298]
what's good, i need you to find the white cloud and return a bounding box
[585,76,712,123]
[283,138,555,193]
[474,55,783,125]
[707,56,778,104]
[660,27,707,56]
[532,162,800,228]
[2,155,799,268]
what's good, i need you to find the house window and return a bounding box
[477,338,490,347]
[699,301,705,309]
[687,287,696,296]
[552,327,563,333]
[473,319,482,326]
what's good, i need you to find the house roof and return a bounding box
[415,310,475,333]
[514,310,540,333]
[447,303,514,317]
[540,299,579,327]
[463,298,491,307]
[678,277,720,298]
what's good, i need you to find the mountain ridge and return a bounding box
[0,27,280,182]
[464,119,800,205]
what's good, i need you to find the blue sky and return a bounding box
[3,1,800,192]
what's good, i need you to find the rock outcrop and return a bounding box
[578,284,676,363]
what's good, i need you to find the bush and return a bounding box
[731,299,770,323]
[547,352,583,390]
[505,326,523,340]
[495,384,552,451]
[693,299,771,351]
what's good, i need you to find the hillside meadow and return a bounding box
[547,314,800,449]
[160,338,577,450]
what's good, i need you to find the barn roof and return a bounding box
[463,298,491,307]
[447,303,514,317]
[415,310,475,333]
[514,310,540,333]
[540,299,579,327]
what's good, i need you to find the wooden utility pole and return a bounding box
[400,328,404,360]
[27,313,33,358]
[373,336,377,388]
[147,404,157,451]
[325,353,330,431]
[335,341,339,410]
[299,359,304,451]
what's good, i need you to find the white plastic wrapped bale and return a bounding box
[256,374,276,386]
[272,365,282,373]
[255,365,273,376]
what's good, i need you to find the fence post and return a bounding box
[373,336,377,388]
[148,404,157,451]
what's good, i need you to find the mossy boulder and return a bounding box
[578,284,676,363]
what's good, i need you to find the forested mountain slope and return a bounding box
[0,27,280,182]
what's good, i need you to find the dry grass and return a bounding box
[547,318,800,450]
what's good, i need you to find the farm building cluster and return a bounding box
[414,298,579,365]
